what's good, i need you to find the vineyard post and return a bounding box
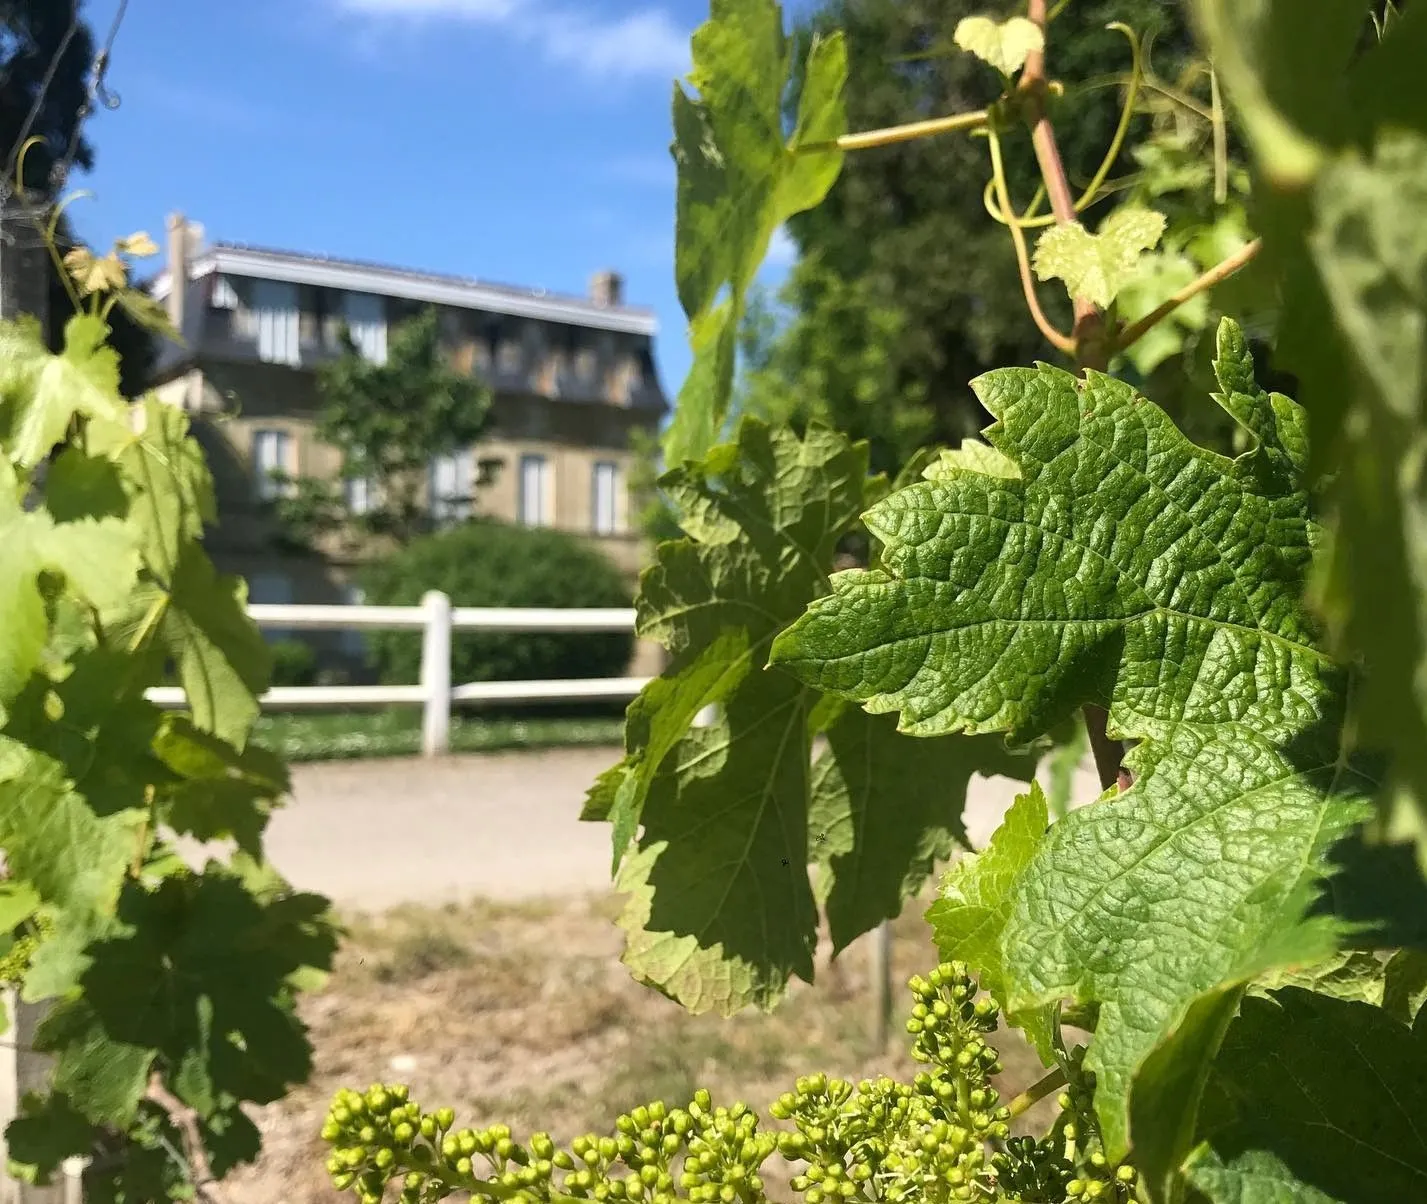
[0,995,86,1202]
[421,589,453,757]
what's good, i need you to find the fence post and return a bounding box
[0,989,72,1203]
[420,590,452,757]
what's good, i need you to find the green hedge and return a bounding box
[360,521,635,687]
[269,638,318,687]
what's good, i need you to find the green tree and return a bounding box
[0,0,96,190]
[276,306,492,546]
[0,1,158,395]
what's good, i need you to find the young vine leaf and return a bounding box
[953,14,1044,76]
[925,783,1057,1062]
[1032,207,1167,310]
[1185,989,1427,1203]
[807,702,1035,954]
[0,314,127,468]
[588,419,1035,1013]
[0,461,138,708]
[666,0,847,465]
[771,318,1376,1170]
[89,395,272,745]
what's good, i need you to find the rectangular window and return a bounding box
[251,279,300,365]
[592,460,618,535]
[430,450,473,524]
[252,429,290,500]
[519,454,550,527]
[345,473,373,516]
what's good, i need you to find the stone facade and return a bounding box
[148,215,668,676]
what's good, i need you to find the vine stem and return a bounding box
[1007,1066,1068,1119]
[145,1075,230,1203]
[1114,238,1263,352]
[798,108,989,154]
[1020,0,1127,791]
[987,128,1074,355]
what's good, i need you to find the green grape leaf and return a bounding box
[154,544,271,747]
[593,420,904,1013]
[0,460,140,709]
[922,440,1020,482]
[592,419,876,866]
[1185,989,1427,1203]
[952,15,1044,75]
[771,321,1373,1171]
[926,783,1056,1061]
[1297,126,1427,846]
[1382,948,1427,1030]
[4,1092,94,1186]
[91,396,214,579]
[1251,950,1388,1007]
[1005,728,1371,1177]
[43,447,128,522]
[153,717,288,858]
[1033,207,1167,309]
[772,323,1328,748]
[0,315,126,469]
[1185,1149,1338,1204]
[615,676,817,1015]
[1114,250,1207,377]
[84,396,268,743]
[1313,831,1427,949]
[34,998,154,1125]
[76,870,331,1124]
[0,880,40,933]
[810,706,1037,953]
[0,738,145,922]
[670,0,846,462]
[663,301,738,468]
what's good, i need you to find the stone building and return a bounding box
[149,214,668,622]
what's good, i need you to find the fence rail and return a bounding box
[142,592,645,755]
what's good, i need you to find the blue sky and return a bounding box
[70,0,813,403]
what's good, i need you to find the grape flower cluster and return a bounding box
[320,962,1138,1203]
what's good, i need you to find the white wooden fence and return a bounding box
[142,591,648,755]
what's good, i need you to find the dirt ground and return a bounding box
[227,888,1057,1204]
[213,746,1098,1200]
[234,747,1099,910]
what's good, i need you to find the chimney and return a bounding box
[589,269,624,308]
[165,211,188,333]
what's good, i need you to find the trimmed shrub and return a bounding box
[269,638,318,687]
[360,521,635,687]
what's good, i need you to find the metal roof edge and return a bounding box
[151,248,658,337]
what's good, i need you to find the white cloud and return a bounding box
[328,0,689,80]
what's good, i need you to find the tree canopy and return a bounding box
[275,307,493,546]
[0,1,155,394]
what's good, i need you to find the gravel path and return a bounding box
[237,747,1102,911]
